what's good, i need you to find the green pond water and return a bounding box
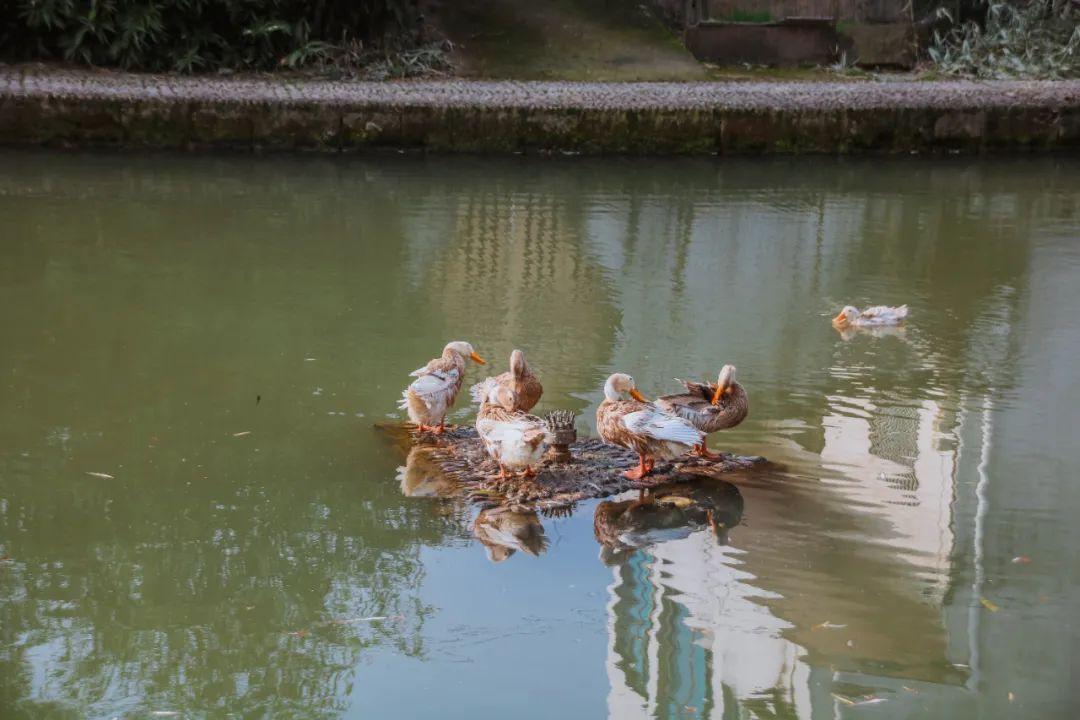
[1,151,1078,719]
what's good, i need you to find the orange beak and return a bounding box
[470,352,486,365]
[629,388,647,403]
[711,384,727,406]
[832,312,847,327]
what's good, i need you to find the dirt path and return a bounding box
[428,0,708,80]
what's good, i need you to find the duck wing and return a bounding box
[470,376,501,404]
[399,367,461,410]
[655,392,719,426]
[860,305,909,322]
[677,379,717,401]
[622,407,704,446]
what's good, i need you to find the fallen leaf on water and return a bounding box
[980,597,1000,613]
[232,431,251,437]
[813,621,848,630]
[1011,555,1031,564]
[86,472,115,479]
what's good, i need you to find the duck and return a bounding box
[832,305,909,329]
[596,373,704,480]
[399,341,486,434]
[469,348,543,412]
[473,507,549,562]
[475,383,549,479]
[655,365,749,460]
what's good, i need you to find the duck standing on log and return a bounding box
[596,373,704,480]
[470,348,543,412]
[399,341,486,434]
[476,383,550,479]
[655,364,749,460]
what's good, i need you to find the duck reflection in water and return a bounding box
[397,445,459,498]
[593,478,744,563]
[834,323,909,342]
[472,507,549,563]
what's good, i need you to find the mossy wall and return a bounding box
[1,93,1077,154]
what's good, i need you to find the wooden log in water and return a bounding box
[377,422,768,512]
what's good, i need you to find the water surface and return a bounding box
[1,151,1079,719]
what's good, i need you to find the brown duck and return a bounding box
[655,365,748,460]
[470,348,543,412]
[596,373,704,480]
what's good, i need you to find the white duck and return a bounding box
[832,305,909,329]
[475,384,549,479]
[399,341,486,434]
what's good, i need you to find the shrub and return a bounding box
[929,0,1080,78]
[0,0,421,73]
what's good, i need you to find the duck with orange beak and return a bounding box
[597,373,704,480]
[832,305,908,329]
[656,365,749,461]
[399,341,486,434]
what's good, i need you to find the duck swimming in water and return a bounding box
[596,373,704,480]
[832,305,909,329]
[399,341,486,434]
[655,365,749,460]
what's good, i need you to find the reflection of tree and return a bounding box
[0,431,460,717]
[0,155,477,716]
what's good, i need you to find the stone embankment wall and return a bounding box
[2,68,1078,154]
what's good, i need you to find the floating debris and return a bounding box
[1008,692,1016,702]
[232,431,251,437]
[980,597,1001,613]
[85,472,115,479]
[813,621,848,630]
[1011,555,1032,564]
[285,629,309,638]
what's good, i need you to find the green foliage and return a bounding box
[0,0,421,73]
[929,0,1080,78]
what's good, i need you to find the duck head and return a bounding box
[832,306,859,329]
[445,341,486,365]
[711,364,738,406]
[604,373,647,403]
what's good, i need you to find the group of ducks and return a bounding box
[399,341,749,481]
[398,304,908,482]
[401,304,907,483]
